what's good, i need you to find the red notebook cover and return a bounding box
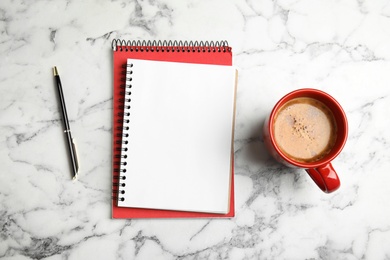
[112,39,235,218]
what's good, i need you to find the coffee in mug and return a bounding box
[273,97,337,163]
[263,89,348,193]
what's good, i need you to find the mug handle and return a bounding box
[305,163,340,193]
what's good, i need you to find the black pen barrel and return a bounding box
[64,131,78,178]
[55,75,71,131]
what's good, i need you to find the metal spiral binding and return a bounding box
[116,62,133,202]
[111,39,231,53]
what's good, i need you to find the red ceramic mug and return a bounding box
[263,88,348,193]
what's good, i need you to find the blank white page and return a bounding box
[117,59,236,214]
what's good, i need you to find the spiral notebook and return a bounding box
[112,39,236,218]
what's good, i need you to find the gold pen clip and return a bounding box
[72,138,79,180]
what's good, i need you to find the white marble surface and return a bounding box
[1,0,390,259]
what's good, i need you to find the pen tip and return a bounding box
[53,66,58,76]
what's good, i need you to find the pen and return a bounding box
[53,66,79,180]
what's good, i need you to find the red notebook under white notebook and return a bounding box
[112,39,235,218]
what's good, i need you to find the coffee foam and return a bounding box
[273,97,337,162]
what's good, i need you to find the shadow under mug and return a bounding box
[263,88,348,193]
